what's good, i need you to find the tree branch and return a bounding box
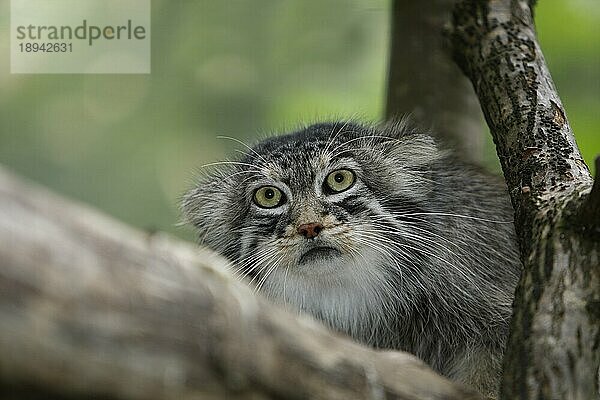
[578,155,600,232]
[450,1,600,399]
[0,166,482,400]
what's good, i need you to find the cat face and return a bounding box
[183,121,444,331]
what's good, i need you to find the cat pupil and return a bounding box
[265,189,274,199]
[334,173,344,183]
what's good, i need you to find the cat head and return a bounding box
[183,120,446,325]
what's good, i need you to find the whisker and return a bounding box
[216,135,269,164]
[199,160,266,171]
[396,212,512,224]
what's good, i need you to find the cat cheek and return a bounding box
[381,173,433,203]
[181,188,211,228]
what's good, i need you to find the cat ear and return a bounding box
[378,116,420,139]
[182,176,243,259]
[377,120,446,168]
[373,121,448,201]
[389,134,446,168]
[182,178,230,236]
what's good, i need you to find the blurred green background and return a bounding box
[0,0,598,240]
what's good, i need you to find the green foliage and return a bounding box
[0,1,597,239]
[536,0,600,174]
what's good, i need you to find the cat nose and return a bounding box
[297,222,323,239]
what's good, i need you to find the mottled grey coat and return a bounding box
[183,121,521,397]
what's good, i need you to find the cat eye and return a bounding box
[325,169,355,193]
[253,186,284,208]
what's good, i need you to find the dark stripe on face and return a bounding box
[335,193,371,215]
[238,234,260,278]
[237,215,280,279]
[252,216,279,235]
[323,202,350,222]
[382,196,427,223]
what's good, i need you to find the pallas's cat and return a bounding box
[183,121,521,397]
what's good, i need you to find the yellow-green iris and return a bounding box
[325,169,355,193]
[254,186,283,208]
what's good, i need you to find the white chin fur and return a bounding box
[258,247,393,337]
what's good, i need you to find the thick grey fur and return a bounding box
[183,120,521,397]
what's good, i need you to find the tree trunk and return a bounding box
[386,0,485,162]
[0,167,482,400]
[450,1,600,399]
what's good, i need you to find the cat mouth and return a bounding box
[299,246,342,264]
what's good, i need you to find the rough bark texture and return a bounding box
[385,0,485,162]
[0,167,482,400]
[450,1,600,399]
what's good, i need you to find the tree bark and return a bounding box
[450,1,600,399]
[0,166,482,400]
[385,0,485,162]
